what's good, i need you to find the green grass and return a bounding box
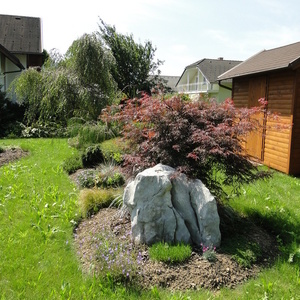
[149,242,192,264]
[78,187,123,218]
[0,139,300,299]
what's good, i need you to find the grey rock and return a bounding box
[123,164,221,247]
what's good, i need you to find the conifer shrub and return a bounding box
[102,94,271,199]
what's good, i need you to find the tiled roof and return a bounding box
[183,58,242,83]
[0,14,42,54]
[218,41,300,80]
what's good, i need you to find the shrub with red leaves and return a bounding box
[101,94,270,199]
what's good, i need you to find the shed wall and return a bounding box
[263,70,294,173]
[232,70,295,174]
[289,69,300,175]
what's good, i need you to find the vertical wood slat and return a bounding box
[232,69,297,175]
[289,70,300,175]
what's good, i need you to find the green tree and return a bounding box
[64,33,118,119]
[10,68,43,124]
[98,18,163,98]
[11,34,117,125]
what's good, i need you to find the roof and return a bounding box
[160,75,180,90]
[176,58,242,85]
[218,41,300,80]
[0,14,42,54]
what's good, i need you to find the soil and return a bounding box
[0,147,28,167]
[74,207,279,292]
[0,152,278,291]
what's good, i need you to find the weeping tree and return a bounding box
[11,34,117,125]
[98,18,163,98]
[64,33,117,119]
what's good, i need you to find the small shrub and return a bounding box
[78,188,122,218]
[0,146,5,153]
[101,94,271,199]
[149,242,192,264]
[231,242,262,268]
[82,144,104,168]
[95,227,142,282]
[100,138,126,164]
[202,244,217,262]
[77,169,97,188]
[0,88,25,138]
[95,163,125,188]
[21,122,67,138]
[62,154,83,174]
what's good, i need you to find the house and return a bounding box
[160,75,180,92]
[176,58,242,102]
[218,41,300,175]
[0,14,43,94]
[148,75,180,93]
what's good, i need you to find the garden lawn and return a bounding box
[0,138,299,299]
[0,139,146,299]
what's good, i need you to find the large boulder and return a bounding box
[123,164,221,247]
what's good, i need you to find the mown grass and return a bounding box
[0,138,299,299]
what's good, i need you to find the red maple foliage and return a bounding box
[101,94,270,199]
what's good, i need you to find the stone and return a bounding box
[123,164,221,247]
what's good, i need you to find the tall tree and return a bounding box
[11,34,117,124]
[98,18,163,98]
[64,33,118,119]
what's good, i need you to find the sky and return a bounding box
[2,0,300,76]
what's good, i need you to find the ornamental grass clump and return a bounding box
[79,188,123,218]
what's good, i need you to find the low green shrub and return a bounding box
[202,244,217,262]
[231,242,262,268]
[76,169,97,188]
[0,146,4,153]
[95,163,125,188]
[82,144,104,168]
[21,122,67,138]
[0,89,25,138]
[149,242,192,264]
[62,154,83,174]
[94,227,142,282]
[100,138,126,164]
[78,188,123,218]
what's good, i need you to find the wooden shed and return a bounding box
[218,41,300,175]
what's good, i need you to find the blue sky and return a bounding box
[2,0,300,75]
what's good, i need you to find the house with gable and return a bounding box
[0,14,43,95]
[218,41,300,175]
[176,58,242,102]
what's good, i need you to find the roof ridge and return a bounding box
[265,40,300,52]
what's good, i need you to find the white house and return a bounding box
[0,14,43,95]
[176,58,242,102]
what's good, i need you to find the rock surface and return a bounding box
[123,164,221,247]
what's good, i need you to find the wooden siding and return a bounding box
[232,78,248,107]
[289,69,300,175]
[263,71,294,174]
[232,70,297,174]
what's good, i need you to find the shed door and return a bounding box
[246,76,267,160]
